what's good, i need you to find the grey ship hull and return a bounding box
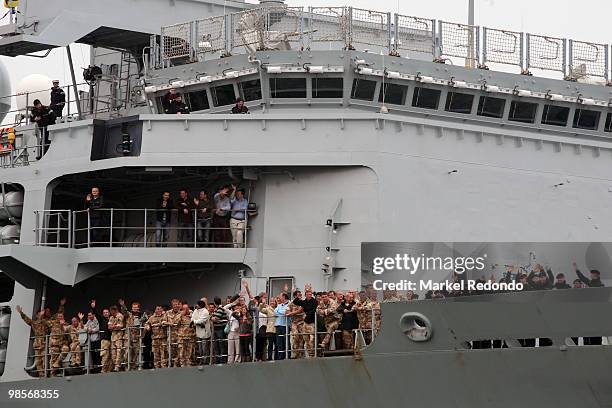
[1,288,611,408]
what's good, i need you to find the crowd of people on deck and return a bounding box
[16,281,381,378]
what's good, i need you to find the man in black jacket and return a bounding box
[155,191,173,247]
[552,273,571,290]
[90,299,112,373]
[30,99,56,157]
[85,187,106,246]
[573,262,605,287]
[166,95,190,114]
[50,80,66,118]
[293,285,318,357]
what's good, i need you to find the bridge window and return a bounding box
[412,87,441,110]
[270,78,307,98]
[477,96,505,118]
[313,78,344,98]
[211,84,236,107]
[508,101,538,124]
[186,90,210,111]
[445,92,474,114]
[351,78,377,101]
[573,109,601,131]
[542,105,570,127]
[605,113,612,133]
[379,83,408,105]
[239,79,262,102]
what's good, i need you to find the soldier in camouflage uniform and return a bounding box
[382,289,404,303]
[177,303,195,367]
[286,290,306,359]
[354,291,378,345]
[66,316,83,367]
[48,312,70,376]
[165,299,182,367]
[316,292,340,350]
[119,299,146,370]
[16,305,50,378]
[107,306,125,372]
[145,305,168,368]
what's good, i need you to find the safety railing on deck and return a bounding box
[34,208,251,249]
[1,79,133,129]
[158,5,612,81]
[25,306,381,378]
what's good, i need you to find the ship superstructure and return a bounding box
[0,1,610,405]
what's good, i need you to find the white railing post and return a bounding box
[143,209,148,248]
[285,320,289,359]
[87,209,91,248]
[86,334,91,375]
[109,208,114,247]
[193,208,197,248]
[67,210,72,248]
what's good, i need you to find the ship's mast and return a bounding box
[467,0,475,68]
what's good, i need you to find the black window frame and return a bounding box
[239,79,262,102]
[379,83,408,105]
[350,78,377,101]
[541,104,571,127]
[211,84,236,107]
[411,87,441,110]
[444,92,475,114]
[312,77,344,99]
[605,112,612,133]
[508,100,538,124]
[573,108,601,131]
[269,77,307,99]
[477,95,506,118]
[185,90,210,111]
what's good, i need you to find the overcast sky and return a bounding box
[0,0,610,94]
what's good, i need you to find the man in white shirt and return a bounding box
[192,300,212,365]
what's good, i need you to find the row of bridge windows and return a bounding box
[159,76,611,133]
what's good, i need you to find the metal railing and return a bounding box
[157,5,612,81]
[33,208,250,249]
[25,306,381,377]
[1,79,132,128]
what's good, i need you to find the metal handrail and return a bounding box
[158,5,612,81]
[34,207,251,249]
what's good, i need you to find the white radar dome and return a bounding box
[15,73,52,112]
[0,61,10,124]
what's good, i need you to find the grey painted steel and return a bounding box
[0,289,611,407]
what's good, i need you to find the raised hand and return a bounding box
[90,299,96,309]
[78,312,84,320]
[16,305,22,314]
[118,298,125,306]
[59,297,67,306]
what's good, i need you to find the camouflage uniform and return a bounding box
[19,311,50,377]
[354,298,381,344]
[316,298,340,349]
[65,325,82,366]
[177,312,195,367]
[108,313,125,371]
[165,309,182,367]
[145,313,168,368]
[122,306,145,370]
[48,318,69,375]
[287,302,306,359]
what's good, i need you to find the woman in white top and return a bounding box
[224,297,241,363]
